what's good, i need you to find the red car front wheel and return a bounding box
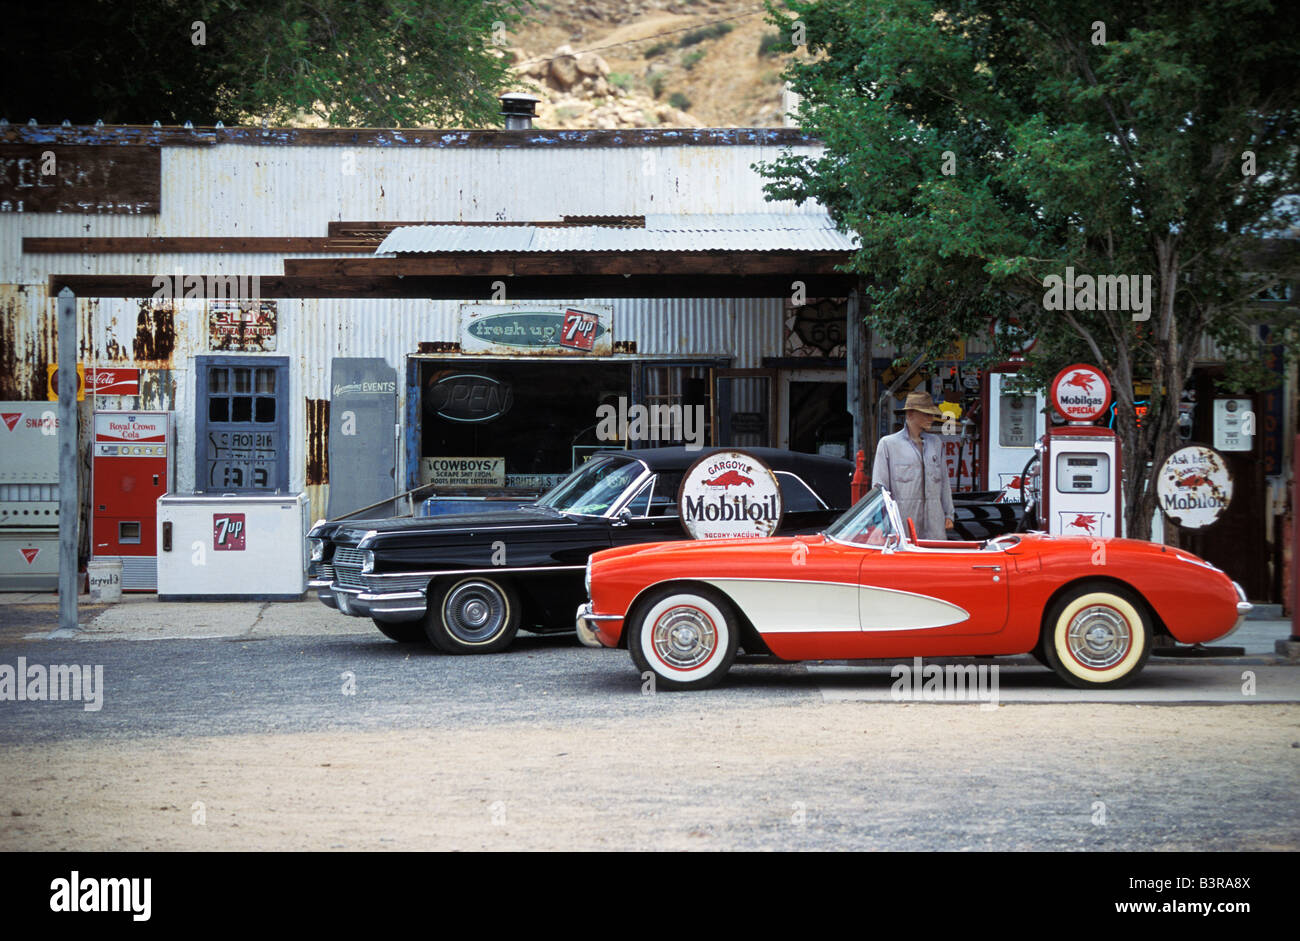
[628,586,739,691]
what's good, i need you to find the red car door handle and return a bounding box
[971,564,1002,571]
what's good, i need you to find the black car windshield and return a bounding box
[535,455,645,517]
[824,487,895,546]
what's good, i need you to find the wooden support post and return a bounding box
[57,287,79,634]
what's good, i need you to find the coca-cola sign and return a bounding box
[1050,363,1111,423]
[677,451,784,540]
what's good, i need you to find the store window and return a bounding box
[416,359,714,493]
[194,356,289,493]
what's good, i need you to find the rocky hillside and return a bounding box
[509,1,797,129]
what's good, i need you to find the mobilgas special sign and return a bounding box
[1156,445,1233,529]
[1050,363,1111,423]
[460,304,613,355]
[678,450,784,540]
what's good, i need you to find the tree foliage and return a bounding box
[758,0,1299,537]
[3,0,526,127]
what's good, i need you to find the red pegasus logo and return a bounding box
[20,547,39,565]
[703,470,753,489]
[1064,371,1097,394]
[1067,513,1099,536]
[1174,473,1210,489]
[1,413,20,432]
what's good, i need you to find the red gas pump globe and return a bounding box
[1050,363,1111,423]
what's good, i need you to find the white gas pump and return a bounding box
[1039,364,1122,538]
[980,366,1047,493]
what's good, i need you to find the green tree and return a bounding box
[758,0,1299,538]
[3,0,526,127]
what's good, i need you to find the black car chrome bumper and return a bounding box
[323,585,427,622]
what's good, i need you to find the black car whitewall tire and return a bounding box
[628,586,739,690]
[1042,582,1152,688]
[371,617,427,644]
[425,577,520,654]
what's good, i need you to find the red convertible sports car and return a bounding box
[577,486,1250,691]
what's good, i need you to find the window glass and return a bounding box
[777,472,824,512]
[232,396,252,423]
[255,398,276,423]
[209,369,229,394]
[255,368,276,394]
[825,487,895,546]
[536,456,643,516]
[624,481,652,517]
[233,368,252,394]
[208,398,229,423]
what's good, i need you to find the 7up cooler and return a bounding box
[155,492,309,600]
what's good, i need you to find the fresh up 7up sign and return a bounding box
[678,451,784,540]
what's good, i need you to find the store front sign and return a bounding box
[460,304,613,355]
[420,457,505,488]
[1156,446,1232,529]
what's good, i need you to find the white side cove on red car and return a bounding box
[694,578,970,633]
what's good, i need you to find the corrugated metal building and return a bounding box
[1,120,1291,601]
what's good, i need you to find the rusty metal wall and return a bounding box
[1,135,822,524]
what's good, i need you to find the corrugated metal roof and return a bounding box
[375,214,859,254]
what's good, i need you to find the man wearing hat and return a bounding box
[871,390,955,540]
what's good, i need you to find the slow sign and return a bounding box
[1156,446,1233,529]
[677,450,783,540]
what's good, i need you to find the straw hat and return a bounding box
[898,390,943,417]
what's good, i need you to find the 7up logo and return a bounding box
[559,309,599,351]
[213,514,246,551]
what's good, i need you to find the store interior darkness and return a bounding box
[420,360,634,478]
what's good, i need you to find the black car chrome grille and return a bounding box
[334,547,367,567]
[334,563,366,589]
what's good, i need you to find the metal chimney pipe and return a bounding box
[499,92,540,130]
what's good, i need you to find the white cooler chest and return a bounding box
[156,493,309,601]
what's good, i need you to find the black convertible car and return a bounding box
[308,446,1024,653]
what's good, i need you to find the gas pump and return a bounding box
[980,365,1047,493]
[1038,364,1122,538]
[91,410,175,590]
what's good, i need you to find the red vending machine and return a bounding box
[91,410,175,590]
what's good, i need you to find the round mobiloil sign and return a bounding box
[1156,446,1233,529]
[1050,363,1112,423]
[677,450,784,540]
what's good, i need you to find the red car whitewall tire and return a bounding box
[628,587,739,691]
[1043,583,1152,688]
